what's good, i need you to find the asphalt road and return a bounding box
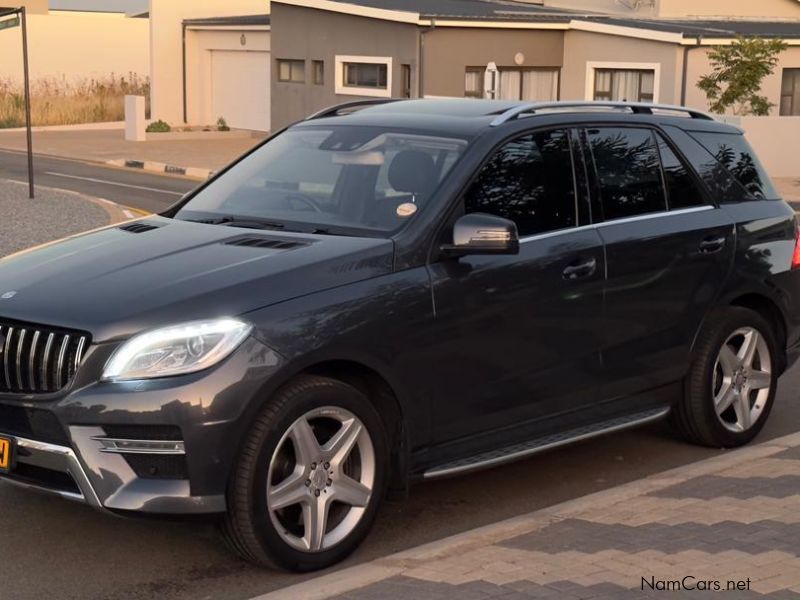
[0,149,198,214]
[1,363,799,600]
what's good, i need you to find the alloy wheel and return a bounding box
[712,326,772,433]
[266,406,375,552]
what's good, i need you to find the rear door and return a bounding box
[582,126,735,404]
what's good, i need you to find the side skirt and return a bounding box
[423,407,671,479]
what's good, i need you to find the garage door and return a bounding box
[211,50,270,132]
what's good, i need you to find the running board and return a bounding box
[423,407,671,479]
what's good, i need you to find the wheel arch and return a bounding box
[727,293,788,372]
[294,359,410,497]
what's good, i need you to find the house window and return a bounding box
[497,68,559,101]
[277,59,305,83]
[344,63,388,89]
[465,67,483,98]
[312,60,324,85]
[401,64,412,98]
[335,56,393,98]
[594,69,654,102]
[780,68,800,115]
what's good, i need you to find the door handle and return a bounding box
[562,257,597,281]
[699,236,726,254]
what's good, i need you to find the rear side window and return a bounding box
[464,129,576,237]
[689,131,778,200]
[655,134,707,209]
[585,127,666,220]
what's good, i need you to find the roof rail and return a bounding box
[489,101,714,127]
[306,99,402,121]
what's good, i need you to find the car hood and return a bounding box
[0,217,394,342]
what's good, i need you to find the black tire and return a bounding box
[220,374,389,571]
[672,307,779,448]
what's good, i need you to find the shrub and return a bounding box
[216,116,230,132]
[0,73,150,128]
[146,119,171,133]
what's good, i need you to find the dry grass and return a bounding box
[0,73,149,128]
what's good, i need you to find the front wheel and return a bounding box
[673,307,779,448]
[221,375,389,571]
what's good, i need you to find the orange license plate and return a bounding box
[0,437,14,473]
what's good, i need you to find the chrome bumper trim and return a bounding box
[2,436,102,508]
[91,437,186,455]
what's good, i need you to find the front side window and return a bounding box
[277,59,305,83]
[586,127,665,220]
[689,131,778,200]
[594,69,655,102]
[780,68,800,116]
[464,129,576,237]
[175,127,467,236]
[344,63,388,89]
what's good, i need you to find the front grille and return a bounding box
[0,404,69,445]
[0,321,89,394]
[7,462,81,495]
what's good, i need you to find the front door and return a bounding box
[426,128,606,457]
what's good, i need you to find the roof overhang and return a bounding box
[272,0,800,45]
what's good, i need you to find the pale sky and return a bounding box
[50,0,148,12]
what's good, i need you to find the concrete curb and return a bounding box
[105,159,214,180]
[251,431,800,600]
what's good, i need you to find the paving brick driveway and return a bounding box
[266,433,800,600]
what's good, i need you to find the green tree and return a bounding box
[697,37,787,115]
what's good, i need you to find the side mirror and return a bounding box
[441,213,520,257]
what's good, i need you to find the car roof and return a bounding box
[291,99,742,138]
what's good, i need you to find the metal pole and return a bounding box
[20,6,34,199]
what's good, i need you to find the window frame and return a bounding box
[585,62,660,103]
[334,55,393,98]
[277,59,306,84]
[780,68,800,116]
[312,60,324,86]
[465,67,484,98]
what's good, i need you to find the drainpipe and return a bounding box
[182,22,188,124]
[418,19,436,98]
[680,35,703,106]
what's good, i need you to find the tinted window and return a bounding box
[586,128,666,220]
[464,129,576,237]
[689,132,778,200]
[655,134,706,209]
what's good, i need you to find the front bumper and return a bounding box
[0,336,285,515]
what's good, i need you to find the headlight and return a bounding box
[102,318,252,381]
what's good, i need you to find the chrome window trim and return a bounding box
[519,205,715,245]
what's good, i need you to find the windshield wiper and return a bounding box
[188,216,286,230]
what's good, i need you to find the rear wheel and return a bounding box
[673,307,779,448]
[221,375,388,571]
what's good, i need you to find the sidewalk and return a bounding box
[0,128,265,175]
[0,179,133,257]
[264,432,800,600]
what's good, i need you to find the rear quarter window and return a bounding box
[688,131,778,200]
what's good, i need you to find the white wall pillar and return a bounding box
[124,95,146,141]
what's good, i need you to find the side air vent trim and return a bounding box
[118,222,162,234]
[223,236,309,251]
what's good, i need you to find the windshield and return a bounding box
[175,126,468,236]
